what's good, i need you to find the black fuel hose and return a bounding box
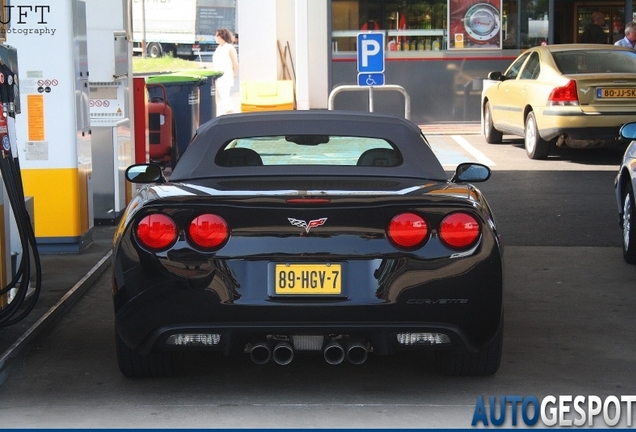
[0,122,42,326]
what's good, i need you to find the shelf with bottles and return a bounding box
[332,29,445,38]
[387,35,446,52]
[332,29,447,53]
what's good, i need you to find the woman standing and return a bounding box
[213,28,239,115]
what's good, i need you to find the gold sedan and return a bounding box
[482,44,636,159]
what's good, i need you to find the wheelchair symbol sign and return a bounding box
[358,73,385,87]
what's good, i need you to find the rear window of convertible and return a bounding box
[215,135,403,167]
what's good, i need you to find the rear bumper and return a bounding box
[113,246,504,357]
[128,320,503,357]
[539,110,633,145]
[542,126,629,147]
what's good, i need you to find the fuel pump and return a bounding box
[0,57,42,326]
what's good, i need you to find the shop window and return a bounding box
[330,0,554,53]
[519,0,549,47]
[332,0,448,53]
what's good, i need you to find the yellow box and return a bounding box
[241,80,295,112]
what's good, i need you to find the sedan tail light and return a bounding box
[387,212,429,248]
[188,213,229,249]
[137,214,177,250]
[548,80,579,106]
[439,212,481,249]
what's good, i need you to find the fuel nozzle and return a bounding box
[0,59,16,116]
[0,60,7,117]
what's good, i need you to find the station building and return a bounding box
[238,0,634,124]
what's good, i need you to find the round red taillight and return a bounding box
[387,212,429,248]
[439,212,481,249]
[136,214,177,250]
[188,213,229,249]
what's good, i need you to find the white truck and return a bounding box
[131,0,236,58]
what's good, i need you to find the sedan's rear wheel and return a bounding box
[435,323,503,376]
[622,182,636,264]
[116,331,182,378]
[483,102,503,144]
[524,111,550,160]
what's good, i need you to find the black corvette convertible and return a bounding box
[113,110,504,377]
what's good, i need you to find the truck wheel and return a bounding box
[147,43,163,59]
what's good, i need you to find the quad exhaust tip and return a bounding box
[248,337,370,365]
[345,340,369,365]
[323,340,346,365]
[272,341,294,365]
[248,342,272,365]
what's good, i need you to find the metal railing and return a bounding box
[327,84,411,120]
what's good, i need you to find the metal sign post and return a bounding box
[330,32,410,119]
[357,32,385,112]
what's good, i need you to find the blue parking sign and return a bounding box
[357,32,384,73]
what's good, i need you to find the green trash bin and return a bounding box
[146,73,206,157]
[179,69,224,123]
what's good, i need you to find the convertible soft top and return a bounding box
[169,110,447,181]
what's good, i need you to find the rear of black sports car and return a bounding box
[112,177,503,378]
[112,110,503,378]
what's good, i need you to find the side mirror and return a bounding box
[487,71,504,81]
[620,122,636,140]
[125,163,166,183]
[451,162,491,183]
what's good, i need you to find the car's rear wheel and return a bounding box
[524,111,550,160]
[622,182,636,264]
[483,101,503,144]
[435,323,503,376]
[116,331,182,378]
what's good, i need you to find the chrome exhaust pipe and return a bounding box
[345,340,368,365]
[323,340,345,365]
[272,341,294,365]
[248,342,272,365]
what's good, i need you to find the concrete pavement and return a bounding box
[0,225,116,384]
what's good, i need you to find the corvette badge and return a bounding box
[288,217,327,233]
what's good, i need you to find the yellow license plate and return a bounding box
[275,263,341,295]
[598,88,636,98]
